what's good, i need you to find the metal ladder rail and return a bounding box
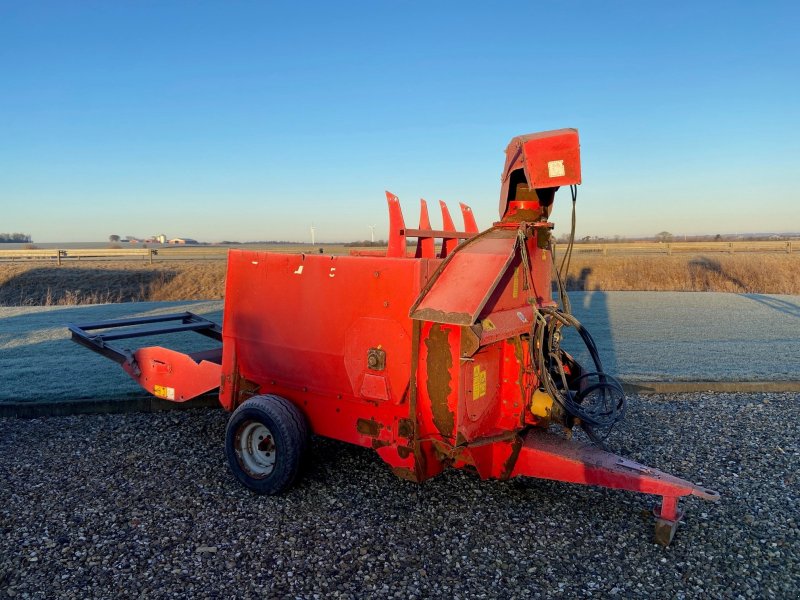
[67,312,222,373]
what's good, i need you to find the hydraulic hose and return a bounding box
[529,307,626,438]
[518,185,626,443]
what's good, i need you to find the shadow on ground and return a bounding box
[741,294,800,319]
[559,267,618,377]
[688,257,748,291]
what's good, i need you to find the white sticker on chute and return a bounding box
[548,160,565,178]
[293,265,304,274]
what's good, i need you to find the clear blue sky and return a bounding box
[1,1,798,243]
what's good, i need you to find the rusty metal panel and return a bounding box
[476,238,555,320]
[410,229,518,325]
[410,226,554,326]
[414,321,460,443]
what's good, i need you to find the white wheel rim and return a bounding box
[235,421,276,478]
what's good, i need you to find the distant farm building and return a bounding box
[168,238,199,245]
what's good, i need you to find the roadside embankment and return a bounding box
[1,253,799,306]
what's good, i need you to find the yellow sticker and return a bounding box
[472,365,487,400]
[512,267,519,299]
[481,318,496,331]
[154,385,175,400]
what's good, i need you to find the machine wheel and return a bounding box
[225,394,309,495]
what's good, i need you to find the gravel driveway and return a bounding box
[1,392,797,599]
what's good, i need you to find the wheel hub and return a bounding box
[235,421,277,478]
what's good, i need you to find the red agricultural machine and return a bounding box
[69,129,718,545]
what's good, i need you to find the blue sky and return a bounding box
[1,1,798,242]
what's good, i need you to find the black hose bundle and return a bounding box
[518,185,626,444]
[529,307,626,442]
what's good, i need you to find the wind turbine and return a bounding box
[368,225,376,243]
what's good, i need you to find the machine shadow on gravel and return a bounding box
[0,267,180,306]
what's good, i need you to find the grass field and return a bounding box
[0,261,227,305]
[1,252,798,306]
[562,254,800,294]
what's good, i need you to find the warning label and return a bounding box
[473,365,487,400]
[154,385,175,400]
[512,267,520,299]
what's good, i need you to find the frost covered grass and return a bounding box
[0,293,797,407]
[0,301,223,403]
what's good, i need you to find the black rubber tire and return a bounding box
[225,394,309,495]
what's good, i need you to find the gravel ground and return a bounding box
[1,392,797,599]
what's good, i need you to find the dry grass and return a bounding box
[1,253,798,307]
[562,254,800,294]
[146,262,227,301]
[0,261,226,306]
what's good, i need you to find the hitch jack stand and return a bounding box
[508,429,720,545]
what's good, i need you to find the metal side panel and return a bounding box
[409,230,518,326]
